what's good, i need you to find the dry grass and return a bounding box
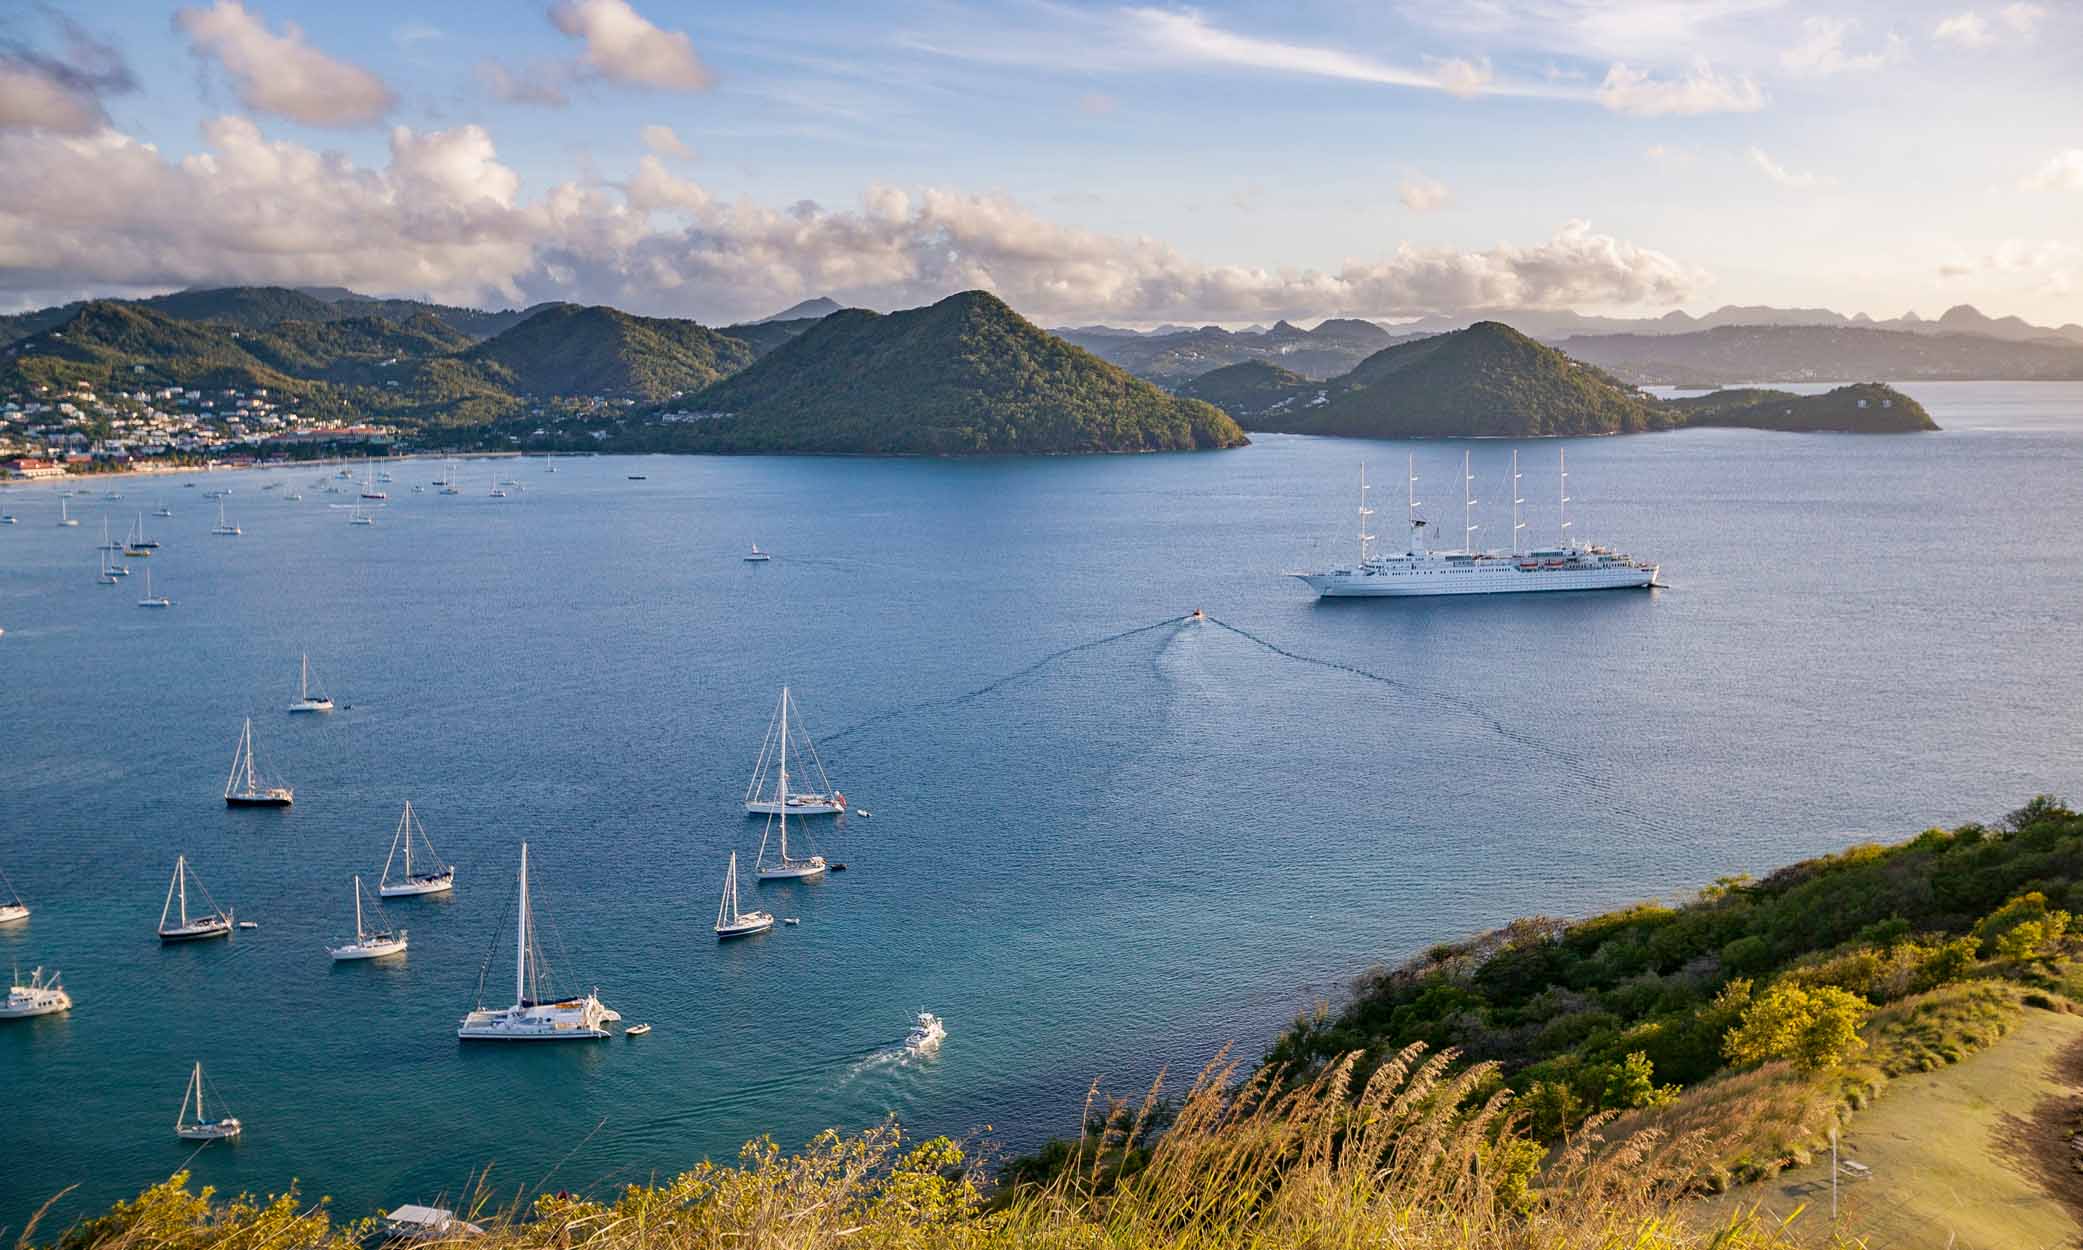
[23,1046,1852,1250]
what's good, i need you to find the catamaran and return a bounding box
[1294,450,1659,598]
[224,718,293,806]
[173,1062,242,1140]
[744,687,845,816]
[0,967,70,1018]
[158,854,234,942]
[327,876,407,960]
[137,566,172,607]
[714,851,774,938]
[378,800,454,897]
[0,865,29,925]
[456,842,618,1041]
[211,498,241,536]
[287,654,333,713]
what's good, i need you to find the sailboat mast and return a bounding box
[1559,449,1572,547]
[353,876,364,942]
[1463,450,1477,553]
[178,856,189,926]
[194,1062,205,1122]
[402,803,414,877]
[777,691,791,861]
[1512,449,1524,557]
[300,655,308,701]
[1407,454,1423,555]
[1356,462,1374,563]
[515,843,530,1006]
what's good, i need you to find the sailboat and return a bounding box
[0,865,28,925]
[743,544,771,562]
[488,476,507,498]
[157,854,234,942]
[224,718,293,806]
[97,517,121,550]
[378,800,454,897]
[57,497,78,527]
[439,461,460,495]
[173,1062,242,1140]
[327,876,407,960]
[0,967,70,1018]
[714,851,774,938]
[153,504,174,517]
[349,502,374,525]
[361,457,387,501]
[131,511,158,551]
[744,687,845,816]
[211,498,241,536]
[136,566,172,607]
[751,696,830,880]
[287,653,333,713]
[456,842,618,1041]
[97,548,118,585]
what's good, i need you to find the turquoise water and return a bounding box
[4,380,2082,1228]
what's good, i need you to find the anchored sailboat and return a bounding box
[0,865,29,925]
[714,851,774,938]
[211,498,241,536]
[57,497,78,526]
[136,566,172,608]
[744,687,845,816]
[224,718,293,806]
[327,876,407,961]
[754,745,827,882]
[378,800,454,897]
[456,842,617,1041]
[288,653,333,713]
[173,1062,242,1140]
[158,854,234,942]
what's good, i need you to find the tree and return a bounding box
[1591,1050,1679,1111]
[2005,794,2073,833]
[1723,984,1872,1073]
[1976,892,2072,962]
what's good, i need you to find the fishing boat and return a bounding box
[742,543,770,562]
[905,1011,946,1054]
[714,851,775,938]
[211,499,241,536]
[173,1062,242,1140]
[457,843,618,1040]
[0,967,70,1018]
[136,566,172,607]
[158,854,234,942]
[378,800,454,897]
[224,718,293,806]
[287,653,333,713]
[327,876,407,960]
[0,865,27,924]
[57,498,78,527]
[744,687,845,816]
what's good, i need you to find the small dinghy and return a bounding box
[625,1023,652,1036]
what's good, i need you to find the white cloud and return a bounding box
[2020,149,2083,192]
[1779,17,1899,75]
[1399,174,1451,213]
[1123,8,1548,100]
[1747,146,1818,189]
[2000,3,2049,33]
[641,124,693,160]
[0,116,1709,325]
[174,0,395,126]
[476,60,573,107]
[549,0,714,92]
[1597,59,1764,115]
[1932,11,1993,46]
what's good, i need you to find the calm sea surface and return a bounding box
[4,380,2082,1228]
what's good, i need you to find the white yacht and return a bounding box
[744,687,845,816]
[327,876,407,961]
[457,842,618,1041]
[173,1062,242,1140]
[1294,451,1658,598]
[905,1011,946,1054]
[158,854,234,942]
[287,653,333,713]
[224,718,293,806]
[0,967,70,1019]
[211,499,241,536]
[714,851,774,939]
[378,800,454,897]
[136,566,172,607]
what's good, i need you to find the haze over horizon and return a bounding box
[2,0,2079,328]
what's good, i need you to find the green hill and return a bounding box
[1665,382,1938,432]
[1176,360,1317,419]
[460,305,757,401]
[678,291,1247,454]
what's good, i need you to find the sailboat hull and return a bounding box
[0,904,28,926]
[379,872,454,898]
[175,1121,241,1141]
[286,700,333,714]
[716,913,775,939]
[457,1000,614,1040]
[226,791,293,807]
[756,860,827,881]
[744,796,844,816]
[328,936,407,961]
[159,921,234,943]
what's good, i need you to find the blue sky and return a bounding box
[2,0,2079,326]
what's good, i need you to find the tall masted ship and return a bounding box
[1296,450,1659,598]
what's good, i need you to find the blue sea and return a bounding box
[3,380,2081,1230]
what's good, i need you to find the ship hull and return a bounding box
[1299,566,1656,597]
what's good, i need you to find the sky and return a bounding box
[1,0,2080,327]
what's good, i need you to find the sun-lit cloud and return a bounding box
[0,116,1708,324]
[1747,146,1819,189]
[641,123,693,160]
[1597,59,1764,115]
[1933,11,1992,46]
[2020,149,2083,192]
[1399,174,1451,213]
[549,0,714,92]
[1999,3,2049,33]
[1122,8,1553,100]
[0,14,135,135]
[1779,16,1901,76]
[173,0,395,126]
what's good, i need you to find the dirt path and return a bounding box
[1707,1007,2083,1249]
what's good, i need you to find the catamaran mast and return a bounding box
[515,842,530,1006]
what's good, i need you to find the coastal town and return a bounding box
[1,378,395,478]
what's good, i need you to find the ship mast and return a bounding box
[1356,462,1375,563]
[1558,449,1572,548]
[1462,450,1478,554]
[1512,449,1525,556]
[1407,453,1425,555]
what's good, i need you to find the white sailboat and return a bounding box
[173,1062,242,1140]
[287,654,333,713]
[0,865,28,925]
[224,718,293,806]
[327,876,407,960]
[754,777,828,882]
[439,461,460,495]
[97,548,118,586]
[97,517,121,550]
[714,851,774,938]
[57,497,78,527]
[158,854,234,942]
[744,687,845,816]
[137,565,172,607]
[456,842,618,1041]
[0,967,70,1019]
[211,498,241,536]
[488,476,507,498]
[361,457,388,501]
[154,504,174,517]
[743,543,771,562]
[349,502,374,525]
[378,800,454,897]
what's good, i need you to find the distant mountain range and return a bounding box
[1054,318,1426,382]
[1178,322,1935,437]
[1558,325,2083,386]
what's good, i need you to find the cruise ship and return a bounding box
[1295,451,1658,598]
